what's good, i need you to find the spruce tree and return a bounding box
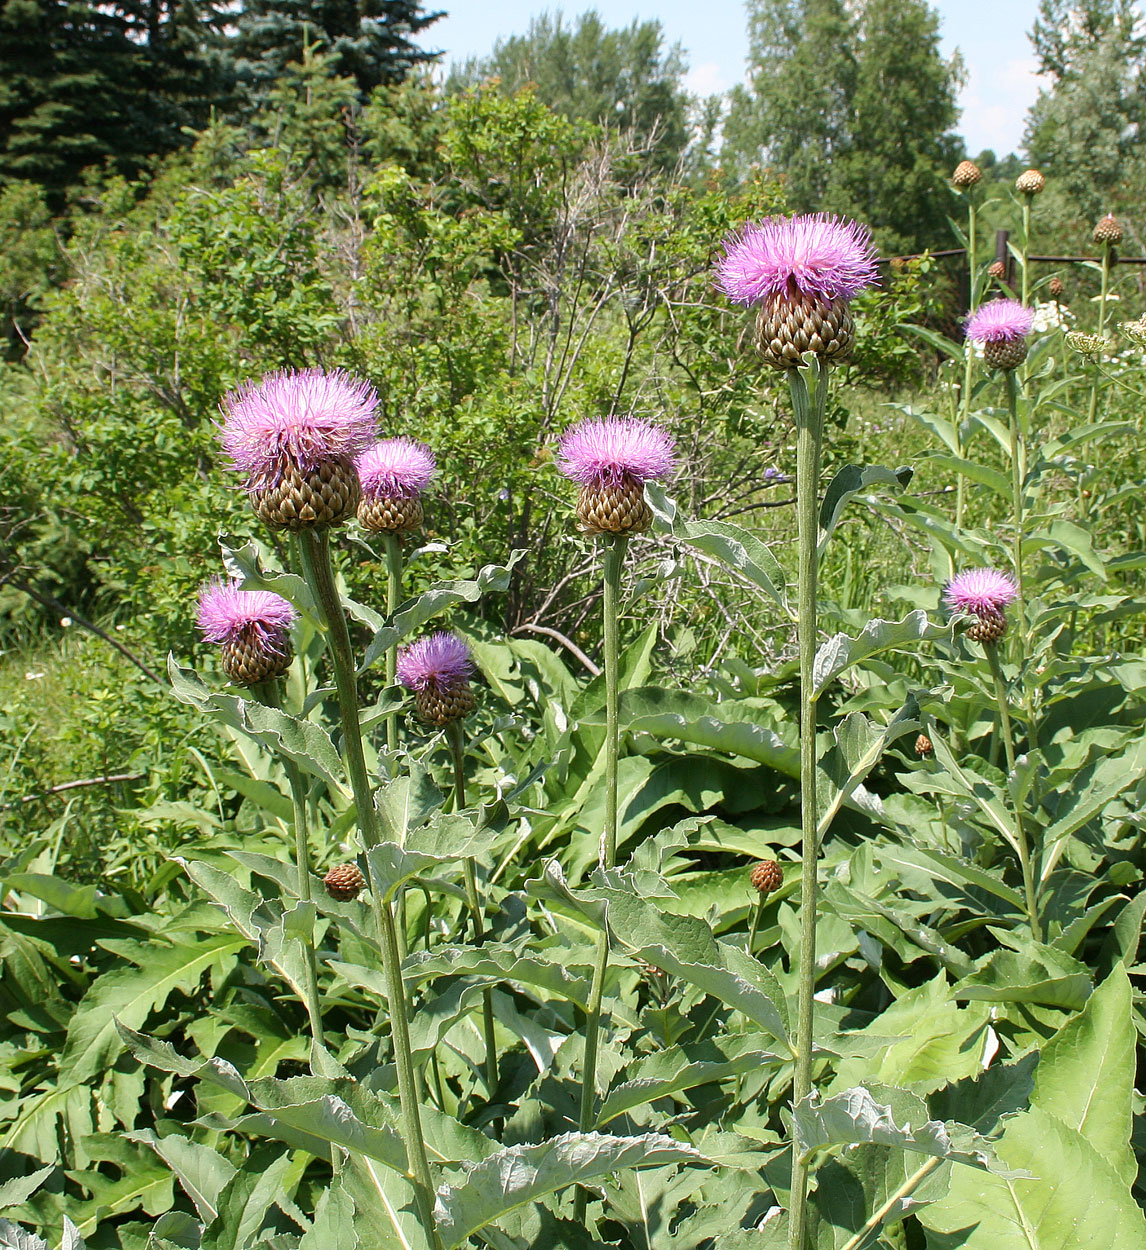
[234,0,441,102]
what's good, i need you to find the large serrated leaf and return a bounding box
[365,813,499,901]
[168,658,347,796]
[814,612,954,696]
[818,463,913,548]
[432,1132,706,1248]
[360,556,524,671]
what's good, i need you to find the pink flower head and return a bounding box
[714,213,879,306]
[397,631,473,693]
[356,438,436,498]
[220,368,379,483]
[964,299,1034,344]
[196,579,298,653]
[556,417,677,489]
[942,568,1019,619]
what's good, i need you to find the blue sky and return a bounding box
[418,1,1046,157]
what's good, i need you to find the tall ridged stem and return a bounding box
[1004,369,1040,757]
[383,533,403,754]
[985,643,1042,942]
[1020,198,1033,307]
[446,720,498,1100]
[575,532,626,1222]
[296,528,440,1246]
[956,197,979,529]
[1088,244,1113,425]
[258,681,329,1071]
[788,357,827,1250]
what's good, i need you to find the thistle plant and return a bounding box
[944,568,1041,939]
[357,438,437,753]
[715,212,878,1250]
[1089,214,1122,423]
[556,414,676,1206]
[952,159,983,528]
[220,368,440,1240]
[1014,168,1045,306]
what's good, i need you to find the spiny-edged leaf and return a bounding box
[920,1105,1146,1248]
[1032,965,1135,1186]
[818,463,913,547]
[794,1086,1004,1171]
[365,814,499,901]
[0,1221,50,1250]
[59,933,245,1081]
[403,942,594,1009]
[201,1150,301,1250]
[168,657,346,796]
[360,556,524,671]
[647,483,789,614]
[953,943,1092,1010]
[129,1130,237,1223]
[532,863,791,1044]
[614,687,799,777]
[814,612,954,696]
[598,1034,783,1127]
[432,1131,707,1248]
[0,1170,53,1212]
[829,975,991,1095]
[298,1180,357,1250]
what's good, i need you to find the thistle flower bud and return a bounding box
[951,160,982,189]
[1093,214,1122,246]
[220,369,378,531]
[398,631,477,726]
[1015,169,1045,196]
[556,417,676,536]
[964,299,1034,371]
[943,568,1019,647]
[1065,331,1109,358]
[714,213,878,369]
[196,579,298,685]
[915,733,933,757]
[324,862,366,901]
[1049,276,1064,299]
[987,260,1007,281]
[750,859,784,895]
[356,438,436,534]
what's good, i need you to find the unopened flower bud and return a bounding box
[915,733,933,757]
[987,260,1007,281]
[952,160,982,189]
[1015,169,1045,196]
[1049,276,1064,299]
[750,859,784,895]
[1093,214,1122,246]
[324,862,366,901]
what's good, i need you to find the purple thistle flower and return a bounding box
[964,300,1034,344]
[942,568,1019,619]
[196,579,298,654]
[397,631,474,693]
[356,438,436,498]
[714,213,879,306]
[220,368,380,484]
[556,417,677,489]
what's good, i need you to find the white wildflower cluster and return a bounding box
[1032,300,1072,333]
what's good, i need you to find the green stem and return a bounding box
[1088,245,1112,425]
[746,896,764,957]
[1021,199,1032,307]
[575,532,627,1221]
[257,680,329,1072]
[447,721,498,1100]
[788,358,827,1250]
[383,533,403,755]
[985,644,1042,943]
[1004,370,1040,757]
[297,528,440,1247]
[957,198,979,530]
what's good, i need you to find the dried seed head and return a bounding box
[1121,317,1146,348]
[1015,169,1045,196]
[324,862,366,901]
[1066,331,1109,358]
[952,160,982,189]
[1093,214,1122,246]
[1049,276,1064,298]
[915,733,934,757]
[750,859,784,895]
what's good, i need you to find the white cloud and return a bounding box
[957,56,1044,156]
[686,62,729,96]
